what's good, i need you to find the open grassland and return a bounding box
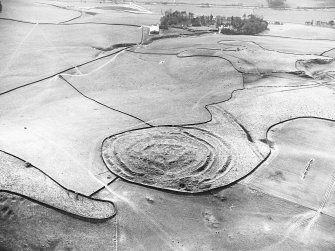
[0,192,117,251]
[1,0,335,249]
[216,85,335,141]
[128,0,335,8]
[136,3,335,24]
[324,48,335,58]
[246,119,335,217]
[146,4,253,17]
[133,33,335,55]
[63,50,242,125]
[134,0,266,6]
[0,20,142,94]
[0,151,115,219]
[92,180,335,250]
[0,77,147,195]
[181,40,329,74]
[264,23,335,40]
[0,0,80,23]
[254,8,335,23]
[69,10,161,25]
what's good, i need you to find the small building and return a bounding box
[208,25,219,32]
[219,23,235,33]
[221,20,234,30]
[149,24,159,35]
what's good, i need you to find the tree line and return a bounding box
[267,0,287,8]
[160,10,215,28]
[160,10,268,35]
[221,15,268,35]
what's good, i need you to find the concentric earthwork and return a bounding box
[102,126,242,193]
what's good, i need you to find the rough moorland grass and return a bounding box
[0,151,115,219]
[0,77,145,195]
[249,118,335,216]
[65,50,242,125]
[0,192,117,250]
[0,21,142,93]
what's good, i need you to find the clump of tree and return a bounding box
[160,10,215,29]
[160,10,268,35]
[267,0,287,8]
[221,15,268,35]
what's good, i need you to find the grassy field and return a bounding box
[132,35,334,76]
[324,48,335,58]
[0,0,80,23]
[92,180,335,250]
[254,8,335,23]
[217,84,335,141]
[1,0,335,249]
[136,0,266,6]
[181,40,327,74]
[246,118,335,217]
[0,192,117,250]
[129,0,335,8]
[264,23,335,40]
[0,20,142,94]
[63,49,242,125]
[0,77,146,195]
[133,33,335,55]
[0,151,115,219]
[141,3,335,24]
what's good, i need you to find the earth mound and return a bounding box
[102,127,235,192]
[296,58,335,80]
